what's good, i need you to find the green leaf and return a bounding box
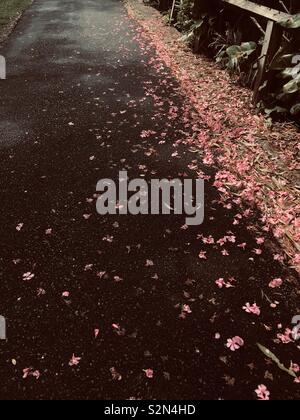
[264,106,288,115]
[179,19,204,43]
[283,79,300,94]
[179,31,195,42]
[280,68,300,79]
[193,19,204,30]
[226,42,256,60]
[257,343,296,378]
[226,45,242,57]
[279,14,300,29]
[241,41,257,53]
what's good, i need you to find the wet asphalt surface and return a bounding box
[0,0,299,400]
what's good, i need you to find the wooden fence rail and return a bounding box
[221,0,291,23]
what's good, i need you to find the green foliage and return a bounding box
[179,19,204,42]
[175,0,194,31]
[280,14,300,29]
[217,41,257,71]
[261,48,300,117]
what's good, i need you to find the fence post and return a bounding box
[169,0,177,24]
[252,20,283,104]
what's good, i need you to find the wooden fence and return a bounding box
[222,0,295,103]
[191,0,300,104]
